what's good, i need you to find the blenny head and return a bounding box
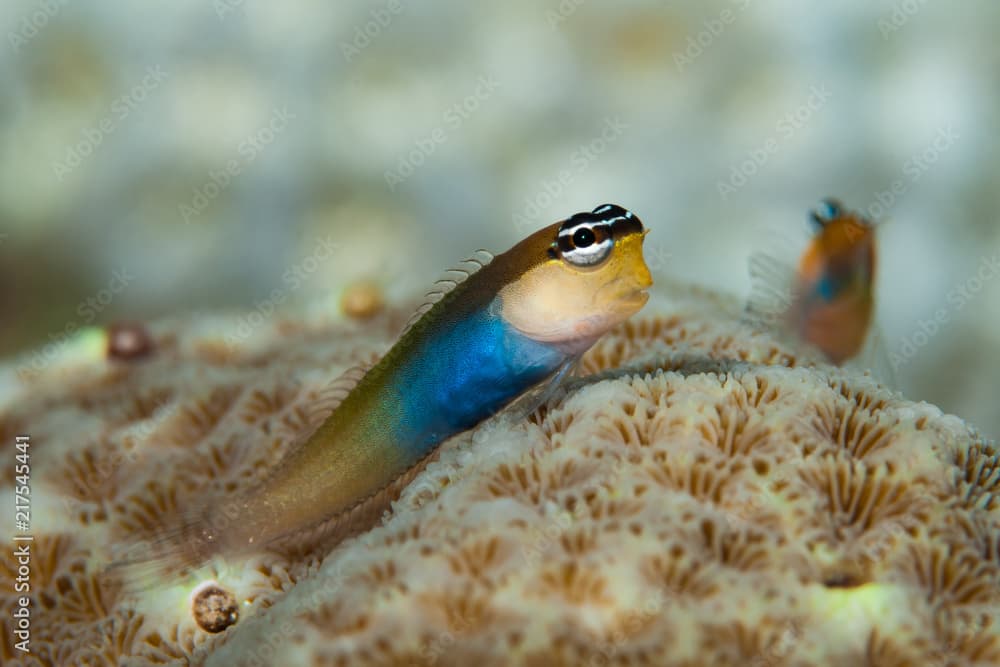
[498,204,653,350]
[800,197,876,291]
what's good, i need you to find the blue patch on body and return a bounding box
[389,301,568,456]
[814,273,842,301]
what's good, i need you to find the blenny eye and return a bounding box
[810,198,843,228]
[554,203,644,267]
[573,227,596,248]
[559,221,612,266]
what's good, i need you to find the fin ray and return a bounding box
[398,249,495,338]
[305,362,375,427]
[846,323,898,389]
[499,355,581,425]
[744,250,797,331]
[104,503,219,595]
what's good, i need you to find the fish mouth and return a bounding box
[632,285,651,299]
[620,287,650,309]
[635,288,651,304]
[596,279,650,310]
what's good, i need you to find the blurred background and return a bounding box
[1,1,997,438]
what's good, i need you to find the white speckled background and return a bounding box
[1,0,998,437]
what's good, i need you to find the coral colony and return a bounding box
[1,280,997,666]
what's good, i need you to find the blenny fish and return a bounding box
[121,204,653,579]
[748,197,878,365]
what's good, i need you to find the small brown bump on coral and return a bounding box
[821,571,863,589]
[191,582,239,633]
[340,279,385,320]
[106,320,155,361]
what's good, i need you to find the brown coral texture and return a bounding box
[0,288,997,667]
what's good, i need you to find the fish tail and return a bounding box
[104,506,221,595]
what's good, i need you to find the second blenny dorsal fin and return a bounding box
[745,249,798,330]
[397,249,495,337]
[744,198,849,329]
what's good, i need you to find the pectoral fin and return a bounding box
[500,355,580,424]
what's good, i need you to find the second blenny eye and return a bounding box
[810,197,843,227]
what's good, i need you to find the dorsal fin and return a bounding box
[304,361,375,427]
[397,249,495,338]
[307,249,496,425]
[742,222,807,333]
[744,250,797,332]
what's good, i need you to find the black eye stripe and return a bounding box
[552,205,644,266]
[557,220,608,238]
[559,212,599,235]
[591,203,635,220]
[609,216,642,236]
[559,205,643,238]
